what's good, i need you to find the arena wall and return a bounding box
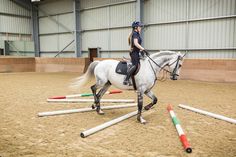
[0,57,235,82]
[94,58,236,83]
[0,57,35,72]
[0,57,90,73]
[180,59,236,82]
[35,58,90,73]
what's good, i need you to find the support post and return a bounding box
[136,0,144,22]
[136,0,144,42]
[74,0,81,57]
[31,4,40,57]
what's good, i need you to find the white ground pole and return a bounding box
[38,103,137,117]
[179,104,236,124]
[47,99,135,103]
[80,110,138,138]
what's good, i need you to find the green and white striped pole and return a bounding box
[167,104,192,153]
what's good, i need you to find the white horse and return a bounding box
[72,51,185,124]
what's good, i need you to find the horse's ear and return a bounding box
[178,51,185,60]
[177,51,183,57]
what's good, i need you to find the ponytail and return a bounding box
[128,31,133,46]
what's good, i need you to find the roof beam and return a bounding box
[10,0,31,11]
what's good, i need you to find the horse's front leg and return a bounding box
[144,90,158,110]
[137,91,146,124]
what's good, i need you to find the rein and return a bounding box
[146,54,172,74]
[148,59,167,82]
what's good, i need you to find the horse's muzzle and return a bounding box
[171,74,179,80]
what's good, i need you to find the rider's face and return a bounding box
[137,26,142,33]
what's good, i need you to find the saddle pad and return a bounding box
[115,61,128,75]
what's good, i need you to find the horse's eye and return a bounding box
[179,65,182,68]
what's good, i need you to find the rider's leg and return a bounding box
[123,51,140,85]
[123,65,136,85]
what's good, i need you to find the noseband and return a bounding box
[170,56,181,78]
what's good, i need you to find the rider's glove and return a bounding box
[141,49,150,56]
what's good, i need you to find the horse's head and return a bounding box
[167,52,185,80]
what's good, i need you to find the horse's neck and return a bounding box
[150,55,170,72]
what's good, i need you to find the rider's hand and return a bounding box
[141,49,150,56]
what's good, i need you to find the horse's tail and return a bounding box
[70,61,100,90]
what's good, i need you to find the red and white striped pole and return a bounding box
[49,90,122,99]
[167,104,192,153]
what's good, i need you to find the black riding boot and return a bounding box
[123,65,136,86]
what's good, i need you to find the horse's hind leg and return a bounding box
[91,84,99,109]
[91,77,110,115]
[95,82,111,114]
[144,90,158,110]
[97,81,111,100]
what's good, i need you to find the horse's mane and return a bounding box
[150,51,176,59]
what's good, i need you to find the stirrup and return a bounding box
[123,80,132,86]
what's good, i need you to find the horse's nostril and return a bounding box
[171,75,178,80]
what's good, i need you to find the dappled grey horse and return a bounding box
[71,51,185,124]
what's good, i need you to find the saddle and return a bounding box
[115,60,140,90]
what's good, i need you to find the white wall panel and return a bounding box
[82,31,109,51]
[40,35,59,51]
[8,41,34,52]
[0,0,31,44]
[58,14,74,32]
[187,50,236,59]
[144,0,236,58]
[39,16,58,34]
[80,0,136,53]
[189,0,235,19]
[0,40,4,48]
[39,14,73,34]
[189,18,235,49]
[38,0,74,55]
[81,0,132,9]
[110,28,131,50]
[0,0,30,16]
[81,8,109,30]
[144,0,187,24]
[58,34,74,51]
[81,0,109,9]
[144,23,186,50]
[110,2,135,27]
[38,0,73,16]
[0,15,31,34]
[1,34,31,41]
[100,51,128,58]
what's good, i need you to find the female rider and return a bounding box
[123,21,147,85]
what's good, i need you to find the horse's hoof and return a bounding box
[144,104,154,110]
[137,117,147,124]
[91,104,95,109]
[96,109,105,115]
[144,106,150,110]
[140,118,147,124]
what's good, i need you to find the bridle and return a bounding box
[146,52,186,80]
